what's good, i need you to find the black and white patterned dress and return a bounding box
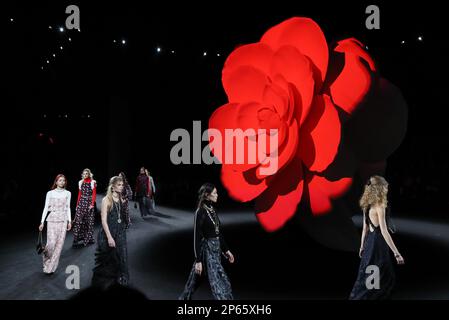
[179,200,233,300]
[72,179,96,246]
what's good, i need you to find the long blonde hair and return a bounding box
[359,175,389,213]
[106,176,123,204]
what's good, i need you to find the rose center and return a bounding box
[257,107,281,130]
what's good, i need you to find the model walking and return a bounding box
[92,176,129,288]
[39,174,72,274]
[134,167,154,218]
[72,168,97,247]
[179,183,234,300]
[349,175,405,300]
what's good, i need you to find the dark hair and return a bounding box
[119,172,128,185]
[197,183,216,209]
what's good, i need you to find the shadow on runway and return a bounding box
[142,216,173,228]
[132,217,449,299]
[150,211,176,220]
[2,206,449,299]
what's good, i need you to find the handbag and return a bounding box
[36,231,45,255]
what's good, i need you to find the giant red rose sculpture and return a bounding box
[208,17,406,232]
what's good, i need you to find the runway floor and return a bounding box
[1,196,448,299]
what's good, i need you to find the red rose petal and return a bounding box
[223,43,274,77]
[256,119,298,179]
[335,38,375,71]
[261,17,328,88]
[210,102,275,173]
[262,83,289,121]
[298,95,341,172]
[223,66,268,104]
[269,46,315,125]
[208,103,239,164]
[237,102,289,159]
[257,107,282,129]
[255,157,304,231]
[308,175,352,215]
[221,166,268,202]
[236,102,264,132]
[329,38,376,114]
[271,74,296,125]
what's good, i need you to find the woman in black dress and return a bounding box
[179,183,235,300]
[349,175,405,300]
[91,176,129,289]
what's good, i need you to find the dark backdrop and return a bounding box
[2,1,447,230]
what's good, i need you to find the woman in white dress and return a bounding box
[38,174,72,274]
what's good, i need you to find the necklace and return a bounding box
[203,203,219,235]
[203,203,213,211]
